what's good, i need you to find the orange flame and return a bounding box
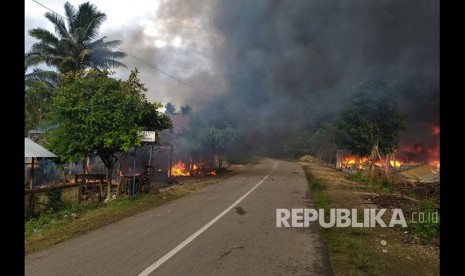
[342,155,403,170]
[342,156,369,169]
[389,160,403,169]
[171,161,191,176]
[170,161,218,177]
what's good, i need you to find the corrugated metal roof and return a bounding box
[24,138,58,158]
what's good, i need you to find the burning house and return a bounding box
[150,114,219,180]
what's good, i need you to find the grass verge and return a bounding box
[301,162,439,276]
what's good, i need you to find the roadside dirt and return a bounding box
[301,161,439,276]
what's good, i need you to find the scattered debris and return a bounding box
[399,164,440,183]
[300,155,317,163]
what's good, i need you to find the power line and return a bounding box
[29,0,206,94]
[117,47,206,93]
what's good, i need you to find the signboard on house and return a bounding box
[139,131,156,142]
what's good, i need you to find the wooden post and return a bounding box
[148,143,153,166]
[336,150,343,168]
[375,147,391,183]
[76,174,81,203]
[28,157,35,217]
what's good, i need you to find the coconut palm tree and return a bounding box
[25,1,126,73]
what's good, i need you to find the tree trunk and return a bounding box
[218,154,223,168]
[106,166,113,201]
[336,150,343,168]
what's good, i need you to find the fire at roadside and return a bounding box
[332,124,440,184]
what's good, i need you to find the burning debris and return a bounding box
[337,124,440,177]
[399,164,440,183]
[170,160,217,177]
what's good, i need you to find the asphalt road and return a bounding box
[25,158,332,275]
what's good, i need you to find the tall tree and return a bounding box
[25,81,53,136]
[164,102,176,115]
[25,2,128,134]
[181,104,192,115]
[335,80,406,157]
[25,1,126,74]
[310,120,337,163]
[46,69,171,201]
[195,124,237,168]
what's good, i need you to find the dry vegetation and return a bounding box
[301,161,439,276]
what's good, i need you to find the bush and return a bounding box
[45,188,62,211]
[407,201,440,240]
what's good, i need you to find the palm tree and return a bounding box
[25,1,126,73]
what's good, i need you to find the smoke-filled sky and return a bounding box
[25,0,439,156]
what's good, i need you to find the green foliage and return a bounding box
[45,188,62,211]
[195,124,238,154]
[25,203,95,234]
[47,69,168,161]
[407,201,440,240]
[25,1,126,74]
[335,80,406,156]
[25,68,60,90]
[25,81,55,135]
[45,69,171,199]
[190,123,238,167]
[60,202,95,218]
[25,1,127,134]
[348,172,397,193]
[282,130,313,159]
[25,208,57,233]
[310,120,337,162]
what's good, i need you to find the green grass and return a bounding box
[25,179,222,253]
[303,168,391,275]
[302,164,439,275]
[305,170,329,210]
[25,203,96,236]
[348,172,400,194]
[406,200,440,240]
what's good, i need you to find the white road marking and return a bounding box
[138,161,278,276]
